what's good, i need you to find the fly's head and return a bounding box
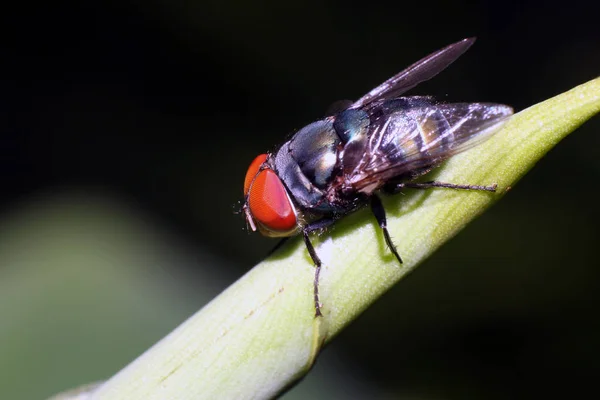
[243,153,300,238]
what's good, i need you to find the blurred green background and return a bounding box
[1,0,599,399]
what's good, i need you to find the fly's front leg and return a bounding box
[303,218,336,317]
[267,237,289,257]
[302,231,323,317]
[370,195,403,265]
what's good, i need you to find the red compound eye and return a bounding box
[244,154,268,196]
[244,155,296,234]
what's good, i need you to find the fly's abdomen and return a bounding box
[339,102,451,182]
[378,106,453,166]
[342,101,512,194]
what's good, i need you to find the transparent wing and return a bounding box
[343,103,514,193]
[351,38,475,109]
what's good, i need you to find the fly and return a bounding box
[242,38,513,317]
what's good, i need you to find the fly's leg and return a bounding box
[302,231,323,317]
[376,180,496,264]
[267,237,289,257]
[303,218,336,317]
[403,181,497,192]
[370,195,403,265]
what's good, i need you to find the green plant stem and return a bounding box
[53,77,600,400]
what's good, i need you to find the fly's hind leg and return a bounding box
[370,195,403,265]
[383,174,497,193]
[403,181,497,192]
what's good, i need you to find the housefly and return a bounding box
[242,38,513,317]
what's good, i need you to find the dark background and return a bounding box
[1,0,599,399]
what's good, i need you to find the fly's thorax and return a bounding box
[333,108,370,144]
[334,108,370,179]
[272,119,342,213]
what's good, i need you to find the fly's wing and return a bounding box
[350,38,475,109]
[344,103,514,194]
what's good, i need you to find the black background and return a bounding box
[2,0,600,398]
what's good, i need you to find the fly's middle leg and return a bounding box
[375,179,496,265]
[370,195,403,265]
